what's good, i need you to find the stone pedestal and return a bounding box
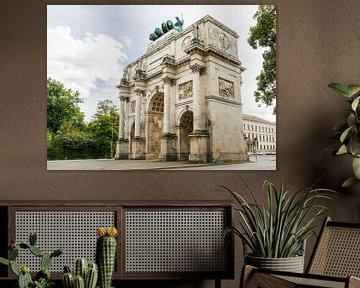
[189,132,210,163]
[159,133,178,161]
[130,137,146,160]
[115,139,129,160]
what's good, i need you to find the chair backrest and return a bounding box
[307,217,360,277]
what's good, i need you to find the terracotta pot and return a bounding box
[245,254,305,273]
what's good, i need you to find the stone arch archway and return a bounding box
[147,92,164,159]
[179,110,193,160]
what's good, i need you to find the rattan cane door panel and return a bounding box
[13,209,116,273]
[123,207,232,278]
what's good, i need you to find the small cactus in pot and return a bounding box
[96,227,118,288]
[62,259,98,288]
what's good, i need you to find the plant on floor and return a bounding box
[328,83,360,187]
[96,227,118,288]
[62,258,98,288]
[0,232,64,288]
[221,179,335,259]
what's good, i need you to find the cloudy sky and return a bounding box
[47,5,276,123]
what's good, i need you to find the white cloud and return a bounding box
[47,6,276,123]
[47,25,128,99]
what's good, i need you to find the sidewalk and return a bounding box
[47,155,276,170]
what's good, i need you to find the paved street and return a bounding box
[47,155,276,170]
[170,155,276,170]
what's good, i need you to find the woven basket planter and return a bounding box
[245,254,305,273]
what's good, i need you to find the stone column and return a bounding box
[189,63,209,163]
[131,90,145,159]
[159,76,177,161]
[115,96,129,159]
[135,90,141,138]
[163,77,171,135]
[118,96,125,140]
[124,98,129,140]
[191,63,206,132]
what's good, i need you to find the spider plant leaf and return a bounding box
[223,179,335,258]
[238,176,259,206]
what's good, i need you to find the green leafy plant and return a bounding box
[0,232,63,288]
[328,83,360,187]
[221,179,335,258]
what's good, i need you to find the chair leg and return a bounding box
[240,265,255,288]
[240,265,296,288]
[349,276,360,288]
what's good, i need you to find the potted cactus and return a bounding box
[96,227,118,288]
[0,232,63,288]
[62,258,98,288]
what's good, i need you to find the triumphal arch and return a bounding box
[115,15,248,163]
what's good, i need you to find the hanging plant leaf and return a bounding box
[342,177,360,188]
[333,122,348,132]
[336,145,348,155]
[347,85,360,97]
[328,83,351,97]
[347,114,356,127]
[340,127,353,143]
[352,157,360,180]
[351,96,360,111]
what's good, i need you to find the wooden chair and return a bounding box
[241,217,360,288]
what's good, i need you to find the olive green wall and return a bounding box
[1,0,360,287]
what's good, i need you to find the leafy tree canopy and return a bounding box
[93,99,118,119]
[88,100,119,158]
[248,5,276,109]
[47,78,84,134]
[47,78,119,159]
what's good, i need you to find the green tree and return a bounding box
[248,5,276,109]
[88,100,119,158]
[47,78,90,159]
[47,78,85,134]
[47,121,93,160]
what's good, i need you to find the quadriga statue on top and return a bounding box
[149,16,184,41]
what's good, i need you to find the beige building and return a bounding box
[242,114,276,154]
[115,15,248,163]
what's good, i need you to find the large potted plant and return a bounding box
[328,83,360,187]
[222,179,334,273]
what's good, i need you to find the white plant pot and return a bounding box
[245,254,305,273]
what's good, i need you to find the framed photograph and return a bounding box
[47,5,276,170]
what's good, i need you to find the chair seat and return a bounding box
[243,266,360,288]
[241,218,360,288]
[277,274,346,288]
